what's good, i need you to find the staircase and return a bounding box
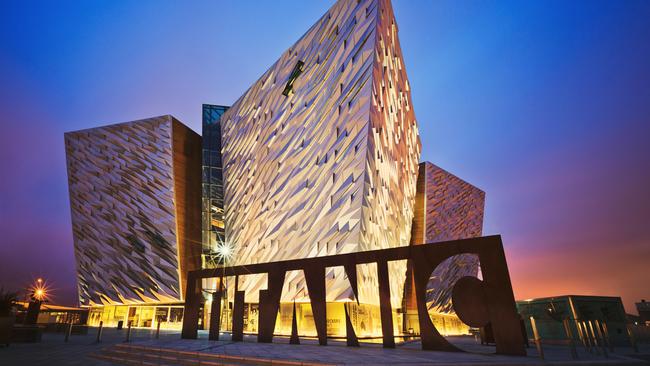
[90,343,329,366]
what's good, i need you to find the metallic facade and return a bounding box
[201,104,229,268]
[410,162,485,313]
[65,115,202,306]
[219,0,420,305]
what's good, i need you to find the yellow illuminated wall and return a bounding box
[87,304,186,330]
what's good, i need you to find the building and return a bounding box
[65,115,202,329]
[636,299,650,325]
[517,295,630,346]
[64,0,494,338]
[215,0,420,337]
[15,302,88,327]
[403,162,485,335]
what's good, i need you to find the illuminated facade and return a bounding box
[65,115,202,329]
[218,0,420,331]
[404,162,485,334]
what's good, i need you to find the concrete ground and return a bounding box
[0,327,648,365]
[0,327,178,366]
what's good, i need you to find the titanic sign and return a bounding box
[181,235,526,356]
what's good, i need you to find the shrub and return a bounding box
[0,288,18,317]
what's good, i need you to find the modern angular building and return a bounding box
[65,115,202,329]
[216,0,420,336]
[403,162,485,334]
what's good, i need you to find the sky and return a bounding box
[1,0,648,313]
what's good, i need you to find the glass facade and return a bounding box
[87,304,185,330]
[201,104,229,268]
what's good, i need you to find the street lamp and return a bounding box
[213,241,235,331]
[23,277,49,325]
[34,288,45,301]
[215,241,234,264]
[30,278,49,302]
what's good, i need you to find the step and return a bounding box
[92,350,242,366]
[109,345,260,365]
[91,343,332,366]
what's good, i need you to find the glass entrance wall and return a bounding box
[138,306,155,327]
[87,302,468,335]
[218,301,389,338]
[234,301,466,339]
[86,304,185,330]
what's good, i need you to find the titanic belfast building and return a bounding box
[65,0,485,336]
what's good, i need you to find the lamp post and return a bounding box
[215,241,234,332]
[24,277,48,325]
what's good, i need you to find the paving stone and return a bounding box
[0,328,647,365]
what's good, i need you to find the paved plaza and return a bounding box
[0,327,648,365]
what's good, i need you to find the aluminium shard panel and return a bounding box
[65,116,202,306]
[219,0,420,305]
[410,162,486,314]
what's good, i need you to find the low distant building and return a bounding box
[16,302,88,326]
[636,300,650,325]
[517,295,630,346]
[626,313,642,325]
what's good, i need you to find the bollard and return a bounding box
[530,316,544,360]
[96,321,103,343]
[562,318,578,360]
[125,322,132,343]
[156,321,161,339]
[600,321,614,353]
[581,321,594,353]
[575,320,588,350]
[591,320,608,358]
[587,321,602,356]
[64,322,73,342]
[627,326,638,353]
[594,320,609,357]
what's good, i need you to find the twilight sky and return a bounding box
[1,0,648,313]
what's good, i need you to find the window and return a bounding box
[282,60,305,96]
